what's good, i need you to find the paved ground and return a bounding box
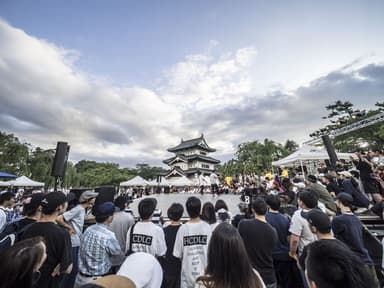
[129,193,242,217]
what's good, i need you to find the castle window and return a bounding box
[201,164,209,169]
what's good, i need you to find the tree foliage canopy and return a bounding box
[219,138,298,177]
[321,101,384,151]
[0,132,165,189]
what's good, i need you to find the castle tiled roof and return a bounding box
[168,134,216,153]
[163,154,220,165]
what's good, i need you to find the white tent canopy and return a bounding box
[8,176,44,187]
[147,179,159,186]
[120,176,149,186]
[272,145,354,167]
[146,179,171,186]
[0,181,11,187]
[167,176,193,187]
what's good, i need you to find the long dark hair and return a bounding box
[197,223,263,288]
[0,236,46,288]
[201,202,217,225]
[214,199,228,212]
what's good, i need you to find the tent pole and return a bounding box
[300,160,305,181]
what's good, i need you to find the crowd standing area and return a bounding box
[0,149,384,288]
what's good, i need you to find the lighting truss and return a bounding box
[304,112,384,145]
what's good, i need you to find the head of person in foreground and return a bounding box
[305,239,375,288]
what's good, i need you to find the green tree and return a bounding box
[0,132,30,175]
[311,101,384,152]
[28,147,55,189]
[324,100,354,123]
[284,139,299,153]
[220,138,292,177]
[135,163,166,180]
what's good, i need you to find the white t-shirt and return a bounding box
[117,252,163,288]
[173,221,212,288]
[289,209,317,255]
[209,174,219,185]
[63,204,85,247]
[0,207,7,233]
[125,221,166,257]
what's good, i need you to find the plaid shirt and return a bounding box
[0,207,20,225]
[78,223,122,276]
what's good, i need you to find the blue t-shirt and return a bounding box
[266,212,290,261]
[332,213,372,264]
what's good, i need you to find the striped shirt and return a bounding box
[78,223,122,276]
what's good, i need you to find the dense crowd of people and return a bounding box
[0,149,383,288]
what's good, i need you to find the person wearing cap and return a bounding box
[22,191,73,288]
[298,209,339,271]
[337,171,371,211]
[125,198,166,257]
[305,175,337,214]
[1,192,45,239]
[74,201,123,288]
[57,190,98,288]
[0,192,45,253]
[110,195,135,252]
[332,193,379,287]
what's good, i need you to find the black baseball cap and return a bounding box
[41,191,68,214]
[335,192,353,207]
[94,202,116,217]
[306,209,331,233]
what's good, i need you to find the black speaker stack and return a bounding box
[51,141,70,191]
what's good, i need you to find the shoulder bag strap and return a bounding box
[126,222,136,256]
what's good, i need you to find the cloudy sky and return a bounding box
[0,0,383,167]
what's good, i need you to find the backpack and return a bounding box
[0,220,34,253]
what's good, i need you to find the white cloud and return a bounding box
[0,19,383,167]
[160,46,257,110]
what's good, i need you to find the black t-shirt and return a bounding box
[331,214,372,264]
[15,218,36,240]
[17,217,36,228]
[356,159,373,181]
[163,224,182,277]
[22,222,72,288]
[238,219,278,284]
[231,214,246,228]
[326,181,342,195]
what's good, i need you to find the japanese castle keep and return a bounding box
[163,134,220,180]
